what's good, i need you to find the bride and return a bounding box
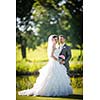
[18,35,73,96]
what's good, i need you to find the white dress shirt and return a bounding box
[59,43,65,53]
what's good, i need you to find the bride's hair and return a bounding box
[47,35,57,59]
[52,35,57,39]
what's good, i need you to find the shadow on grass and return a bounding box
[65,94,83,99]
[41,94,83,100]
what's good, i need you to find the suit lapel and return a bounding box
[62,44,66,49]
[59,44,66,55]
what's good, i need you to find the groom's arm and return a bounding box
[65,47,71,63]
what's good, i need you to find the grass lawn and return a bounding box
[16,96,82,100]
[16,44,83,100]
[16,44,83,73]
[16,88,83,100]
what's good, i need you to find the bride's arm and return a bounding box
[50,46,58,61]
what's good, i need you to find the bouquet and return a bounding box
[58,55,65,63]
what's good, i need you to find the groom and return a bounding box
[58,35,72,76]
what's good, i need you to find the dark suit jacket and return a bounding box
[59,44,71,74]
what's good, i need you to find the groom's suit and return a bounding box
[59,44,72,76]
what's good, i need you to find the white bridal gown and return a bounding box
[18,48,73,96]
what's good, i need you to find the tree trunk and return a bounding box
[21,39,26,59]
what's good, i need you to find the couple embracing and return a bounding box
[18,34,73,96]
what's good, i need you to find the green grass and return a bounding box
[16,43,83,100]
[16,76,83,100]
[16,88,83,100]
[16,43,83,73]
[16,96,82,100]
[16,43,48,62]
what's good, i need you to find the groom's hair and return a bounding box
[59,35,65,39]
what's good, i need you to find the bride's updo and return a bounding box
[48,35,57,41]
[52,35,57,39]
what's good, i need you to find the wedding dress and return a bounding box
[18,35,73,96]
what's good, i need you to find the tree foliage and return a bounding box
[16,0,83,58]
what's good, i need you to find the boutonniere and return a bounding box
[63,46,66,49]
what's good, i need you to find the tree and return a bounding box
[16,0,83,58]
[16,0,35,58]
[65,0,83,49]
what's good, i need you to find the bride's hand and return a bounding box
[59,61,65,64]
